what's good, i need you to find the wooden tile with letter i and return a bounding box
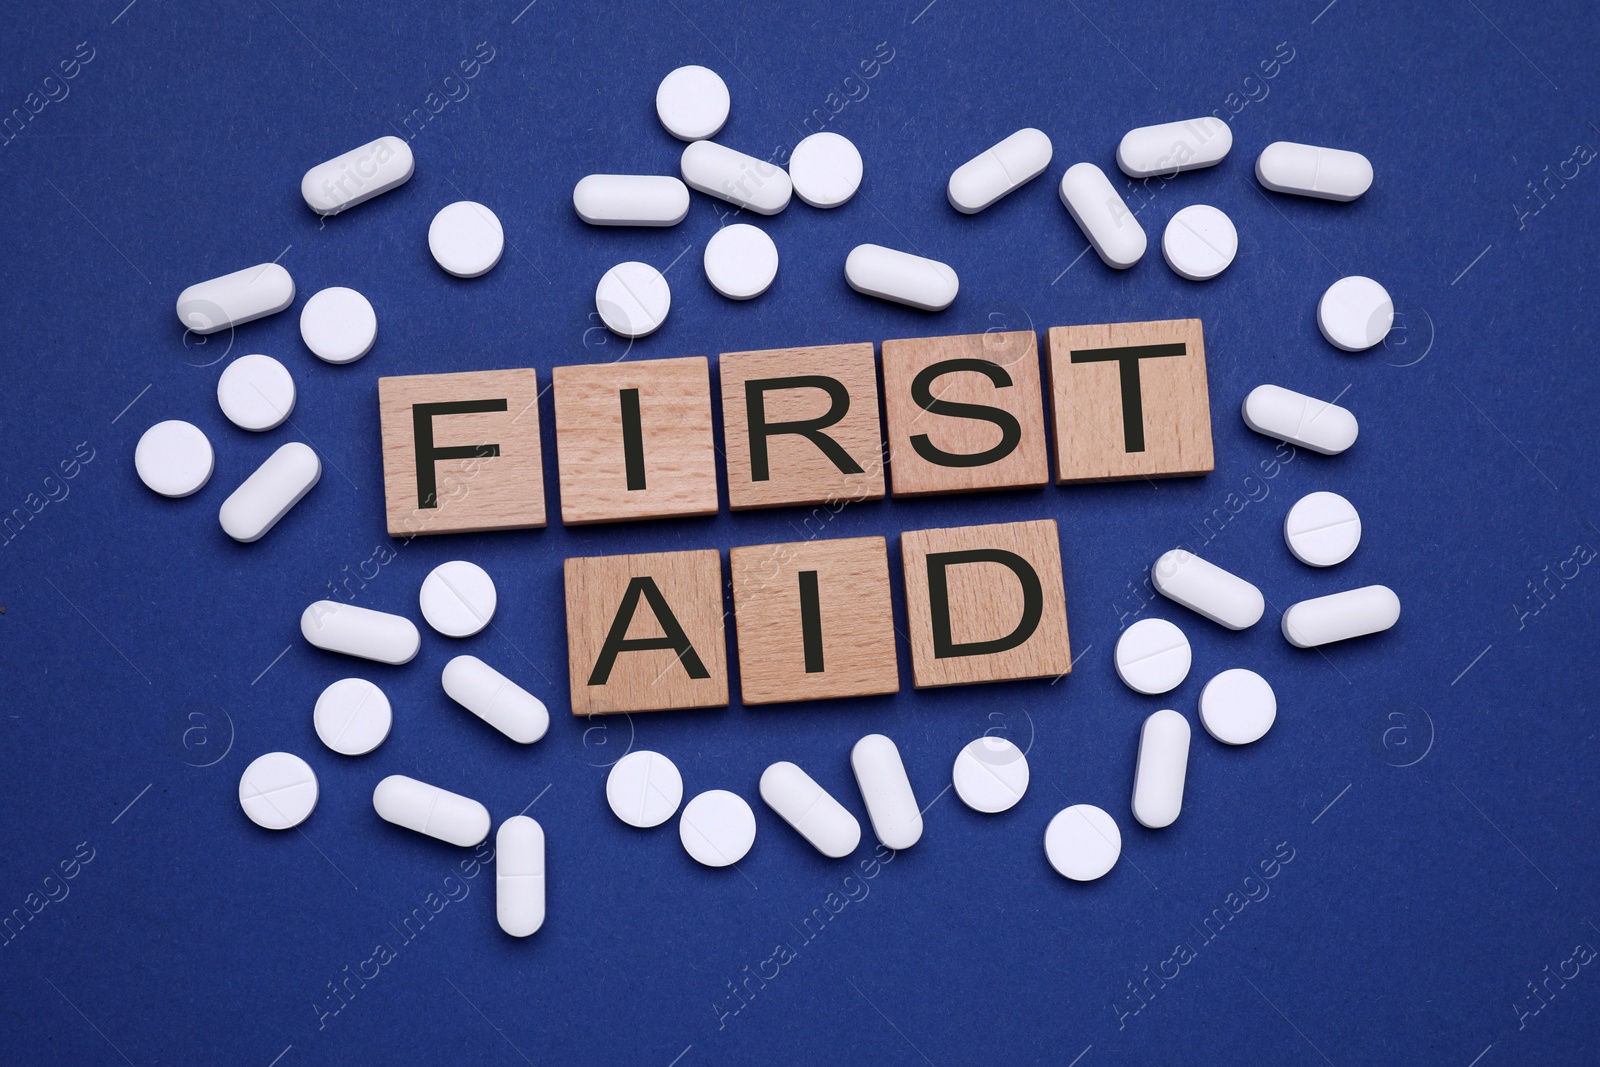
[1045,319,1214,482]
[729,536,899,704]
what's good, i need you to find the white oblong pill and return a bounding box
[217,354,296,431]
[679,789,756,867]
[1284,491,1362,567]
[1151,549,1264,630]
[239,752,318,830]
[1198,668,1276,745]
[219,441,320,543]
[496,816,545,937]
[419,560,497,637]
[1256,141,1373,201]
[135,420,213,498]
[656,65,730,141]
[680,140,792,215]
[1318,276,1394,352]
[1114,617,1192,695]
[788,132,863,208]
[1117,117,1232,178]
[844,243,959,312]
[1241,384,1359,455]
[947,127,1053,214]
[429,201,504,278]
[313,678,392,756]
[1132,709,1190,829]
[851,733,922,850]
[1044,804,1120,881]
[596,261,671,338]
[951,736,1029,814]
[1162,204,1238,281]
[176,263,295,336]
[703,223,778,300]
[373,774,490,847]
[759,761,861,858]
[301,136,414,215]
[301,601,421,665]
[1282,585,1400,648]
[1059,162,1146,269]
[572,174,690,226]
[441,655,549,744]
[606,750,683,828]
[299,287,377,364]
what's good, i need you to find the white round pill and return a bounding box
[313,678,392,756]
[429,201,504,278]
[1198,668,1277,745]
[1114,617,1192,695]
[216,354,296,431]
[238,752,318,829]
[418,560,497,637]
[951,736,1030,813]
[596,261,671,338]
[606,750,684,828]
[788,132,863,208]
[655,65,730,141]
[134,420,214,498]
[1318,275,1393,352]
[1044,803,1121,881]
[1162,204,1238,281]
[1284,490,1362,567]
[703,224,778,300]
[679,789,755,867]
[299,287,377,364]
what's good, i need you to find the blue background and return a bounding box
[2,1,1597,1064]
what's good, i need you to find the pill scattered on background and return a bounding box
[606,750,684,828]
[844,243,959,311]
[655,65,730,141]
[373,774,491,846]
[1114,617,1192,695]
[218,441,320,543]
[759,761,861,858]
[1131,709,1190,829]
[787,131,863,208]
[428,201,504,278]
[419,560,497,637]
[680,140,793,215]
[1162,204,1238,281]
[1116,117,1232,178]
[1284,490,1362,567]
[441,655,549,744]
[1151,549,1265,630]
[238,752,318,830]
[679,789,757,867]
[1198,668,1276,745]
[312,678,393,756]
[300,135,414,215]
[572,174,690,227]
[703,223,778,300]
[300,601,421,665]
[1281,585,1400,648]
[176,263,295,336]
[1241,384,1360,455]
[1318,275,1394,352]
[947,127,1053,214]
[134,420,214,498]
[1059,162,1146,269]
[1044,804,1121,881]
[950,736,1029,814]
[595,260,672,337]
[216,354,295,431]
[1255,141,1373,201]
[851,733,923,850]
[496,816,545,937]
[299,287,377,364]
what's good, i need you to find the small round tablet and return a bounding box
[299,287,377,364]
[607,750,684,828]
[679,789,755,867]
[788,132,863,208]
[238,751,318,829]
[1284,491,1362,567]
[1198,668,1277,745]
[429,201,504,278]
[1044,804,1121,881]
[1318,275,1393,352]
[1162,204,1238,281]
[1114,618,1192,695]
[134,420,214,498]
[216,354,296,431]
[596,261,671,337]
[313,678,392,756]
[655,65,729,141]
[419,560,497,637]
[951,736,1029,813]
[703,224,778,300]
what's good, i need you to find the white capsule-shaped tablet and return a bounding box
[301,601,421,665]
[1198,668,1276,745]
[1284,491,1362,567]
[1044,804,1121,881]
[851,733,922,850]
[496,816,545,937]
[441,655,549,744]
[680,140,792,215]
[218,441,320,543]
[1162,204,1238,281]
[1151,549,1264,630]
[679,789,757,867]
[947,127,1053,214]
[572,175,690,227]
[1242,384,1360,455]
[1132,709,1190,829]
[1114,617,1192,694]
[844,243,959,312]
[176,263,295,336]
[1318,276,1394,352]
[301,135,414,215]
[1281,585,1400,648]
[951,736,1029,814]
[1117,117,1232,178]
[239,752,318,830]
[1256,141,1373,201]
[606,750,684,829]
[759,762,861,858]
[373,774,490,847]
[1058,162,1146,269]
[135,420,214,498]
[313,678,393,756]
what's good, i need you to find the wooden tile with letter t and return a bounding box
[564,549,728,715]
[1045,319,1214,483]
[552,356,719,525]
[378,368,545,537]
[900,519,1072,688]
[729,536,899,704]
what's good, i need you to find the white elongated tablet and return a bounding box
[788,132,862,208]
[239,752,318,829]
[496,816,545,937]
[947,127,1053,214]
[419,560,497,637]
[573,175,690,226]
[851,733,922,850]
[1318,276,1393,352]
[1256,141,1373,201]
[1059,162,1146,269]
[1114,617,1192,694]
[1117,117,1232,178]
[1281,585,1400,648]
[656,65,730,141]
[1242,384,1359,455]
[217,354,295,431]
[429,201,504,278]
[373,775,490,847]
[596,261,671,338]
[1044,804,1120,881]
[1132,709,1190,829]
[759,761,861,858]
[1285,491,1362,566]
[135,420,213,497]
[703,223,778,299]
[441,655,549,744]
[679,789,756,867]
[951,736,1029,813]
[1151,550,1264,630]
[1162,205,1237,281]
[1198,669,1276,745]
[844,244,959,311]
[680,140,792,215]
[176,263,295,335]
[313,678,392,756]
[301,601,421,665]
[299,287,377,364]
[219,441,320,542]
[606,750,683,828]
[301,136,414,215]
